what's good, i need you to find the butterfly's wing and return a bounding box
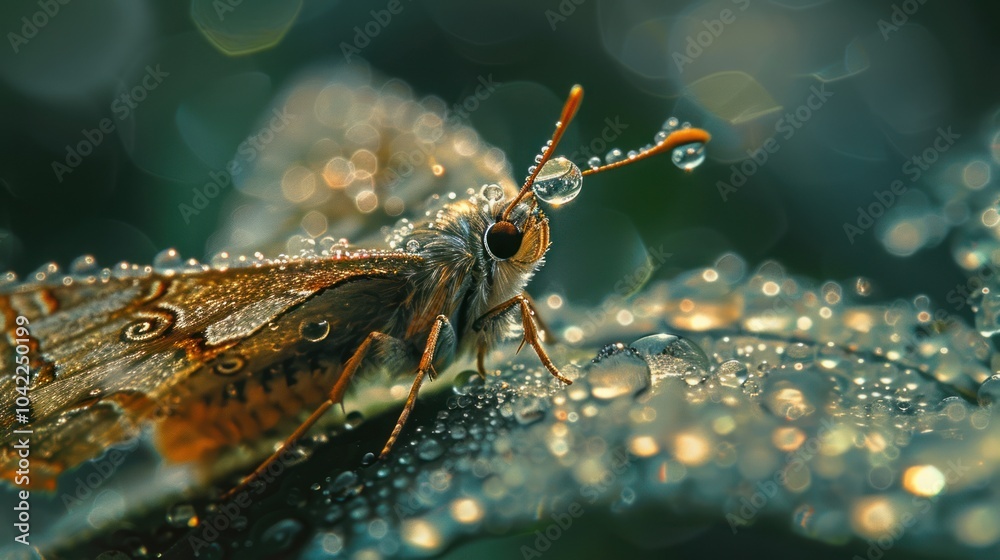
[207,63,517,257]
[0,252,421,489]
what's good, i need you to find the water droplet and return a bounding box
[587,156,601,170]
[30,262,58,282]
[711,360,747,388]
[513,397,545,424]
[406,239,421,253]
[978,374,1000,406]
[210,251,232,269]
[630,334,710,380]
[588,343,650,399]
[855,277,873,296]
[671,142,706,171]
[153,248,182,271]
[300,320,330,342]
[532,156,583,205]
[70,255,98,275]
[480,183,504,201]
[976,291,1000,336]
[452,370,484,395]
[816,343,845,369]
[683,370,703,386]
[328,471,362,498]
[786,342,813,361]
[416,439,444,461]
[344,410,365,429]
[361,452,377,467]
[259,518,304,553]
[605,148,624,164]
[661,117,680,131]
[282,443,313,467]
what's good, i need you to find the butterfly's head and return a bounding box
[454,186,550,311]
[481,191,548,267]
[404,85,710,318]
[481,85,711,270]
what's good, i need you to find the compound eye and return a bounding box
[483,221,522,261]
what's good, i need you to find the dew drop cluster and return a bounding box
[42,250,999,559]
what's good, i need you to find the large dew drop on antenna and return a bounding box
[532,156,583,204]
[671,142,707,171]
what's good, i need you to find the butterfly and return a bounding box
[0,67,710,495]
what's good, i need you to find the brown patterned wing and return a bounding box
[0,252,421,489]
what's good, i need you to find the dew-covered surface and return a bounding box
[7,252,999,560]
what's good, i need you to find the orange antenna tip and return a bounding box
[500,87,712,219]
[581,127,711,176]
[501,85,585,221]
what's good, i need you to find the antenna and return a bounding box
[581,127,711,176]
[501,85,711,222]
[501,85,584,221]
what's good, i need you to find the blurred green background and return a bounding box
[1,1,999,557]
[1,0,998,315]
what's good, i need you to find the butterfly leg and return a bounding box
[379,314,452,459]
[473,293,572,384]
[221,331,405,500]
[476,338,489,379]
[522,292,556,344]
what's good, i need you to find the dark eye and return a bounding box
[483,221,522,261]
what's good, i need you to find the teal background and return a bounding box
[1,1,999,558]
